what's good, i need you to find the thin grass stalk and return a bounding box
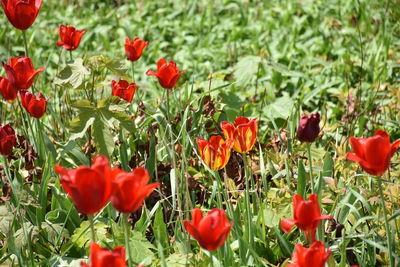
[123,213,133,267]
[307,143,315,193]
[242,153,254,249]
[88,215,96,243]
[377,178,394,267]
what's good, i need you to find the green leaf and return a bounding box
[153,206,169,251]
[233,55,262,86]
[105,59,130,80]
[54,58,90,89]
[297,160,306,198]
[0,206,13,235]
[264,94,294,119]
[69,113,96,140]
[92,116,114,158]
[71,220,108,248]
[129,231,156,264]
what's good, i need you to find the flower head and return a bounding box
[196,136,233,171]
[146,58,184,89]
[220,117,258,153]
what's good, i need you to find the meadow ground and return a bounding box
[0,0,400,266]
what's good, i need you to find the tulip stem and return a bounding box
[131,62,135,82]
[69,51,73,61]
[88,215,96,242]
[242,153,254,250]
[123,213,133,267]
[22,30,30,58]
[307,144,315,193]
[209,251,214,267]
[377,178,394,267]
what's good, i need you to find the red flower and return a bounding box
[1,0,42,30]
[0,124,16,156]
[287,241,331,267]
[125,37,148,62]
[110,167,159,213]
[19,90,47,118]
[346,130,400,176]
[220,117,258,153]
[0,77,18,102]
[184,208,232,251]
[56,25,87,51]
[81,242,126,267]
[196,136,233,171]
[281,194,333,242]
[54,155,112,215]
[3,57,44,89]
[297,112,320,142]
[146,58,184,89]
[111,80,136,103]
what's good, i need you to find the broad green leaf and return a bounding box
[54,58,90,89]
[92,116,115,158]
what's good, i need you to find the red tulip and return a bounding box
[125,37,148,62]
[110,167,159,213]
[196,136,233,171]
[19,90,47,118]
[1,0,42,30]
[281,194,333,242]
[0,77,18,102]
[111,80,136,103]
[3,57,44,89]
[184,208,232,251]
[0,124,16,156]
[346,130,400,176]
[287,241,331,267]
[56,25,87,51]
[81,242,126,267]
[297,112,320,142]
[220,117,258,153]
[54,155,112,215]
[146,58,184,89]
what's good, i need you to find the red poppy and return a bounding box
[56,25,87,51]
[125,37,148,62]
[1,0,42,30]
[3,57,44,89]
[146,58,184,89]
[110,167,159,213]
[0,77,18,102]
[196,136,233,171]
[54,155,112,215]
[111,80,136,103]
[287,241,331,267]
[297,112,320,142]
[81,242,126,267]
[19,90,47,118]
[184,208,232,251]
[281,194,333,242]
[346,130,400,176]
[0,124,16,156]
[220,117,258,153]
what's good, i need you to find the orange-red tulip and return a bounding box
[1,0,42,30]
[184,208,232,251]
[19,90,47,118]
[54,155,112,215]
[81,242,126,267]
[146,58,184,89]
[110,167,159,213]
[3,57,44,89]
[0,77,18,102]
[111,80,136,103]
[220,117,258,153]
[125,37,148,62]
[346,130,400,176]
[281,194,333,242]
[287,241,331,267]
[196,136,233,171]
[56,25,87,51]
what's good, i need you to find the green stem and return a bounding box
[22,30,29,58]
[242,153,254,249]
[123,213,133,267]
[69,50,73,61]
[166,90,170,123]
[307,143,315,193]
[88,215,96,243]
[209,251,214,267]
[131,61,135,82]
[377,178,394,267]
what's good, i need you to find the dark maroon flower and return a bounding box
[297,112,320,142]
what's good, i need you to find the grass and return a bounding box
[0,0,400,266]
